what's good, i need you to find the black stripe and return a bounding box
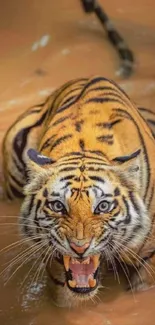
[88,150,103,156]
[43,188,48,198]
[87,167,105,172]
[28,108,44,114]
[118,48,134,62]
[79,77,109,95]
[40,134,57,151]
[9,172,24,188]
[112,199,119,208]
[61,95,76,106]
[27,194,35,215]
[114,187,120,196]
[13,157,24,174]
[112,210,121,218]
[89,175,105,183]
[74,176,80,182]
[9,184,24,198]
[56,102,74,114]
[50,134,72,151]
[86,161,108,166]
[138,107,155,115]
[57,161,80,168]
[75,120,84,132]
[79,139,85,150]
[86,97,125,106]
[147,119,155,126]
[111,108,130,120]
[72,188,80,201]
[34,199,42,232]
[51,191,60,197]
[97,135,113,144]
[113,149,141,163]
[92,184,104,194]
[52,114,72,127]
[60,175,74,182]
[129,191,141,216]
[59,157,81,163]
[106,29,123,46]
[147,185,154,209]
[59,166,77,172]
[96,119,122,129]
[122,196,131,224]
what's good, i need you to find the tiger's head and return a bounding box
[20,148,150,304]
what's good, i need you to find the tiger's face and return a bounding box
[20,149,150,300]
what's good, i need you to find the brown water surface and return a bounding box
[0,1,155,324]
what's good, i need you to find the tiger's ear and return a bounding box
[112,149,141,184]
[27,148,55,166]
[26,148,55,179]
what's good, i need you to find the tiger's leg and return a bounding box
[80,0,134,77]
[2,102,49,200]
[129,254,155,292]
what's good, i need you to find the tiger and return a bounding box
[80,0,134,77]
[2,76,155,307]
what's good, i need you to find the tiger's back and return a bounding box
[3,76,155,201]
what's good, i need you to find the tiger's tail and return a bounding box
[80,0,134,78]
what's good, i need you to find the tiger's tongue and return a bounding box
[70,260,94,275]
[69,259,95,286]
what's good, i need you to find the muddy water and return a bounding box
[1,0,155,324]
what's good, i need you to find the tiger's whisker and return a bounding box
[4,241,49,285]
[32,245,52,285]
[20,240,49,287]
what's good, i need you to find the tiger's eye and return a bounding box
[100,201,109,211]
[94,200,111,214]
[48,200,67,214]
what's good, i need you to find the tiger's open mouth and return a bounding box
[63,254,100,293]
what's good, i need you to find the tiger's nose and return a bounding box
[70,241,90,254]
